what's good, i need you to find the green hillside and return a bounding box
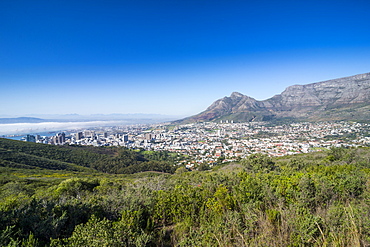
[1,146,370,246]
[0,138,177,174]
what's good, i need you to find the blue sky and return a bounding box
[1,0,370,117]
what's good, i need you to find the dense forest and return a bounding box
[1,138,370,246]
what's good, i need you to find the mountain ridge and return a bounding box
[177,72,370,123]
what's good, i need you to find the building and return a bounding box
[76,132,83,140]
[122,135,129,142]
[54,132,66,145]
[26,134,36,142]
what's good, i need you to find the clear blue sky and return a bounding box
[1,0,370,117]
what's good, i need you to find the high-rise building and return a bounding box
[84,130,94,138]
[76,132,83,140]
[122,135,129,142]
[26,134,36,142]
[54,132,66,144]
[145,133,152,140]
[35,135,41,142]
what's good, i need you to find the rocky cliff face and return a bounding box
[268,72,370,108]
[178,72,370,123]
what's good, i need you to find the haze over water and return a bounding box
[0,121,127,136]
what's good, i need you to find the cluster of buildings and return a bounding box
[21,121,370,168]
[26,132,66,145]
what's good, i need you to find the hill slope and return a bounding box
[178,72,370,123]
[2,146,370,246]
[0,138,177,174]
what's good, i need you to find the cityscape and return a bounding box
[3,0,370,245]
[13,120,370,169]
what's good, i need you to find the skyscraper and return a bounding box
[26,134,36,142]
[54,133,66,145]
[76,132,83,140]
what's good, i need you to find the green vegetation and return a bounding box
[0,138,177,174]
[1,138,370,246]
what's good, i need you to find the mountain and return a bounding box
[178,72,370,123]
[0,117,45,124]
[0,114,180,122]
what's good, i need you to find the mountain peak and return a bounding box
[176,72,370,123]
[230,92,244,98]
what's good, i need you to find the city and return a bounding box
[17,121,370,168]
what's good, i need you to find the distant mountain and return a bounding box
[0,114,180,126]
[177,72,370,123]
[0,117,45,124]
[2,114,180,122]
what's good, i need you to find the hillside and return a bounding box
[1,146,370,246]
[178,72,370,123]
[0,138,177,174]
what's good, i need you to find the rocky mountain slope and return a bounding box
[178,72,370,123]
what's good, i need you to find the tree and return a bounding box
[241,153,276,172]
